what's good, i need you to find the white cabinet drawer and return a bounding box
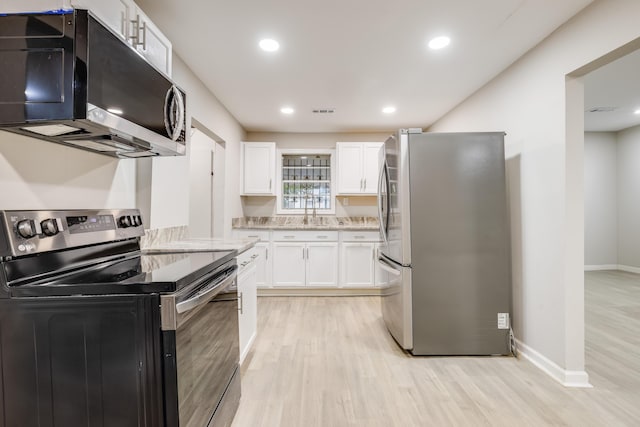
[272,230,338,242]
[341,231,380,242]
[235,230,271,242]
[237,246,258,266]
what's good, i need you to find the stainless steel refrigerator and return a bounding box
[377,129,512,355]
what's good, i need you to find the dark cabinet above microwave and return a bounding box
[0,10,187,158]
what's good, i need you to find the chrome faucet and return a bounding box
[303,192,309,225]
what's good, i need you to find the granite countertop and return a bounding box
[143,238,258,254]
[232,216,379,231]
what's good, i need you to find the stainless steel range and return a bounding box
[0,209,240,427]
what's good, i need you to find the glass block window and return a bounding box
[281,154,332,211]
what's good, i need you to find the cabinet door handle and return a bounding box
[248,235,259,238]
[120,11,126,38]
[354,236,365,239]
[266,248,269,260]
[317,235,328,239]
[251,254,259,259]
[306,248,309,259]
[139,20,147,50]
[238,292,243,314]
[364,178,366,190]
[130,15,146,49]
[302,247,305,259]
[284,235,295,239]
[360,178,363,191]
[269,179,272,191]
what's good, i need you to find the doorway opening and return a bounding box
[189,119,226,238]
[575,40,640,398]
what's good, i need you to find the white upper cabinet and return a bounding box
[0,1,67,13]
[362,143,382,194]
[128,4,172,76]
[337,142,383,195]
[241,142,276,196]
[2,0,172,77]
[336,143,364,194]
[72,0,132,40]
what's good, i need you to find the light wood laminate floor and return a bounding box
[232,271,640,426]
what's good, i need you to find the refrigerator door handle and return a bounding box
[377,256,401,276]
[378,161,390,244]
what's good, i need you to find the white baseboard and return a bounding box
[258,287,382,297]
[240,332,256,365]
[584,264,618,271]
[617,264,640,274]
[515,339,592,388]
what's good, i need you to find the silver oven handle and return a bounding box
[377,256,401,276]
[176,269,237,314]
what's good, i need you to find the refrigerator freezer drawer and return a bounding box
[378,256,412,350]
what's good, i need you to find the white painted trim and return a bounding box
[239,331,256,365]
[584,264,618,271]
[258,287,382,297]
[617,264,640,274]
[515,339,592,388]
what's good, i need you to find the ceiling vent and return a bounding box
[312,108,335,114]
[585,106,618,113]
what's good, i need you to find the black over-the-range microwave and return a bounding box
[0,9,187,158]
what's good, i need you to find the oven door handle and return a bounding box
[175,268,237,314]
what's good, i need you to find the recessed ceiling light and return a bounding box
[280,107,294,114]
[382,106,396,114]
[259,39,280,52]
[428,36,450,50]
[634,109,640,115]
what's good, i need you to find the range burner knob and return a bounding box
[16,220,36,239]
[119,216,132,228]
[41,219,59,236]
[133,216,142,227]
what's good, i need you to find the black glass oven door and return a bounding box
[163,288,240,427]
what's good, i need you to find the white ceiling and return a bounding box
[584,49,640,132]
[136,0,594,133]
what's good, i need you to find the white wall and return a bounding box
[141,54,246,236]
[428,0,640,381]
[173,53,246,237]
[243,131,389,217]
[617,124,640,269]
[0,131,136,210]
[584,132,617,267]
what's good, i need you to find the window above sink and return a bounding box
[276,149,336,215]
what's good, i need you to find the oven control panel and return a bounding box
[0,209,145,257]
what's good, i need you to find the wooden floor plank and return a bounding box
[232,271,640,426]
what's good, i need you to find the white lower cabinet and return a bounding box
[272,242,307,286]
[236,229,382,289]
[306,243,339,286]
[234,230,272,288]
[340,231,380,287]
[254,242,272,287]
[341,242,375,287]
[237,248,258,364]
[272,231,339,287]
